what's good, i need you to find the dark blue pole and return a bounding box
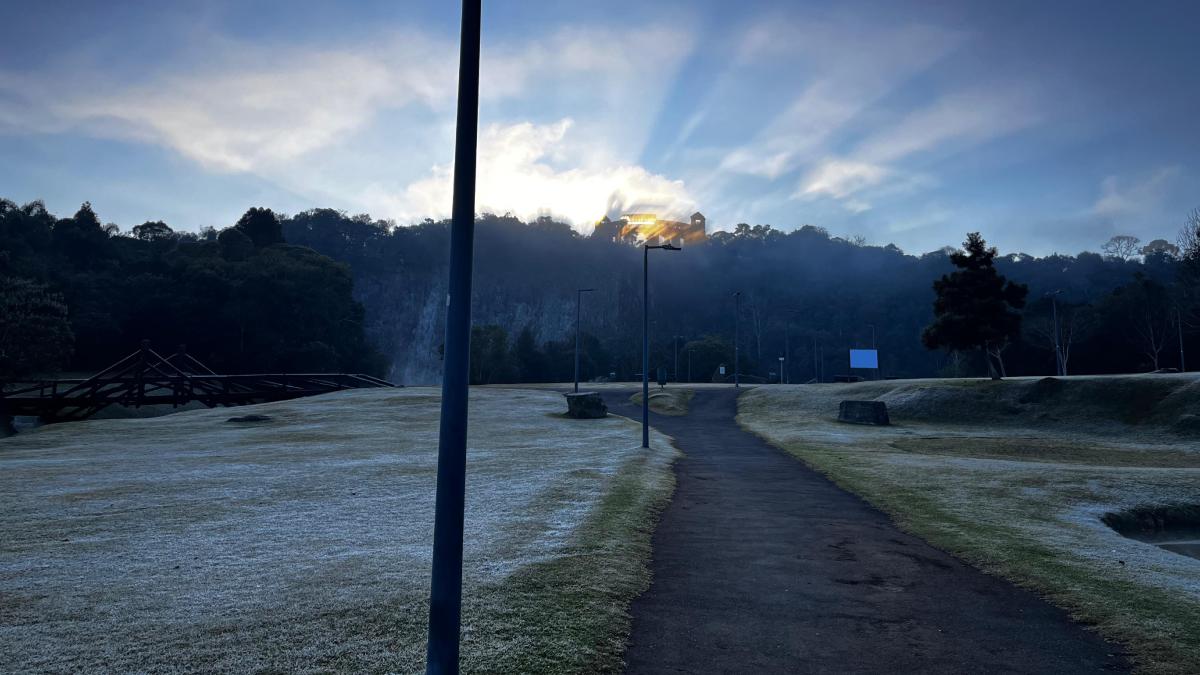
[642,245,650,448]
[426,1,481,672]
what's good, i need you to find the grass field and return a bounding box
[0,387,677,673]
[739,375,1200,674]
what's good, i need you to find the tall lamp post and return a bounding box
[1178,305,1187,373]
[1046,290,1064,376]
[426,1,481,672]
[687,348,693,383]
[733,291,741,388]
[643,242,681,448]
[673,335,682,382]
[574,288,595,393]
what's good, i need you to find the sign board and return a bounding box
[849,349,879,369]
[719,365,726,375]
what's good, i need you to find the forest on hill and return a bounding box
[3,198,1198,385]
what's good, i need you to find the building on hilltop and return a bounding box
[591,211,707,245]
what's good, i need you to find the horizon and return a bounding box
[2,1,1198,257]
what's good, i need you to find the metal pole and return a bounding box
[813,336,818,383]
[734,291,741,388]
[642,245,650,449]
[1179,305,1187,372]
[674,336,679,383]
[1051,292,1063,376]
[688,349,692,383]
[425,2,480,672]
[574,289,593,393]
[785,327,790,384]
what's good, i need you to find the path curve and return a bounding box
[603,387,1127,674]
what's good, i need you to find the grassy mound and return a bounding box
[778,373,1200,437]
[629,388,695,416]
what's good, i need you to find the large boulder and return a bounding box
[565,392,607,419]
[838,400,890,426]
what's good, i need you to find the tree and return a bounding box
[1141,239,1180,260]
[218,227,255,261]
[0,276,74,380]
[513,325,545,382]
[132,220,175,241]
[1101,235,1142,261]
[1101,274,1171,370]
[922,233,1028,379]
[234,207,284,248]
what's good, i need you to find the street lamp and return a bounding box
[643,242,681,448]
[426,1,481,672]
[687,348,693,383]
[673,335,683,382]
[778,356,785,384]
[733,291,741,388]
[574,288,595,393]
[1045,290,1064,376]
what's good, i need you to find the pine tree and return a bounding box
[922,233,1028,379]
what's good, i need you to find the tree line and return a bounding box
[0,199,384,382]
[4,197,1198,385]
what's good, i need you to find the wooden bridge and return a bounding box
[1,343,396,424]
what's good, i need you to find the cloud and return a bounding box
[367,118,696,227]
[1089,166,1180,218]
[793,85,1040,212]
[0,24,694,176]
[795,159,889,201]
[718,18,964,180]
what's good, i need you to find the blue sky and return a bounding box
[1,0,1197,255]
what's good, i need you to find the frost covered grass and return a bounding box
[0,387,677,673]
[739,376,1200,675]
[628,388,695,416]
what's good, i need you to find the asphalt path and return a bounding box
[602,387,1128,674]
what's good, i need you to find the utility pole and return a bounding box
[733,291,741,388]
[813,336,819,383]
[673,335,681,383]
[573,288,594,393]
[426,1,481,672]
[1179,305,1187,372]
[687,349,692,383]
[1047,290,1064,376]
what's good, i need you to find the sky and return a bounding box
[1,0,1197,255]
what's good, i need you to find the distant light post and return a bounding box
[778,356,785,384]
[733,291,742,388]
[867,323,878,380]
[426,0,481,672]
[1046,290,1064,376]
[643,242,681,448]
[574,288,595,393]
[687,348,693,383]
[673,335,682,382]
[1178,304,1187,372]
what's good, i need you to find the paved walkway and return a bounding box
[602,388,1127,674]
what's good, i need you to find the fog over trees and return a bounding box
[3,197,1198,385]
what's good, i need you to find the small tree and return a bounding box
[234,207,284,248]
[1102,235,1142,261]
[922,233,1028,379]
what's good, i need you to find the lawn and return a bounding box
[739,375,1200,675]
[0,387,676,673]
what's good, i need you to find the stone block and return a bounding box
[838,400,890,426]
[564,392,607,419]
